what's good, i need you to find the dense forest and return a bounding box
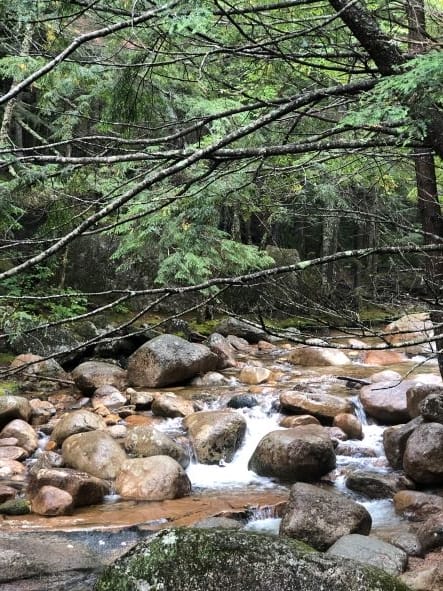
[0,0,442,363]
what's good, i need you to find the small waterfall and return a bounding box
[186,405,282,490]
[351,395,368,425]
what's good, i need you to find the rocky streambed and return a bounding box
[0,316,443,590]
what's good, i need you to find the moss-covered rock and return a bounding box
[95,528,411,591]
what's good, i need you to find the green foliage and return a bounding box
[342,51,443,139]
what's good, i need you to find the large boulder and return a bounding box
[345,470,415,499]
[416,512,443,551]
[96,528,410,591]
[419,392,443,423]
[184,410,246,464]
[360,380,415,424]
[72,361,127,395]
[62,431,127,479]
[333,413,363,439]
[393,490,443,521]
[326,534,407,576]
[0,419,39,454]
[0,396,31,429]
[248,425,336,481]
[127,334,219,388]
[206,333,237,368]
[50,410,107,446]
[280,391,353,423]
[279,482,371,550]
[287,346,351,367]
[10,354,66,378]
[30,485,74,516]
[403,422,443,484]
[124,426,190,468]
[214,317,268,343]
[383,312,434,354]
[115,456,191,501]
[406,384,443,418]
[27,467,110,507]
[383,417,423,469]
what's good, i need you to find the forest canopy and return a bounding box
[0,0,442,366]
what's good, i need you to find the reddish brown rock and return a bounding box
[333,413,363,440]
[279,415,320,428]
[31,485,74,516]
[151,392,195,419]
[287,346,350,367]
[394,490,443,521]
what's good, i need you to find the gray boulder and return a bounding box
[0,396,31,429]
[248,425,336,481]
[72,361,127,395]
[51,410,107,446]
[96,528,410,591]
[345,470,415,499]
[406,384,443,418]
[327,534,407,576]
[403,422,443,484]
[419,391,443,423]
[184,410,246,464]
[360,380,414,424]
[383,417,423,469]
[215,317,268,343]
[127,334,219,387]
[62,430,127,479]
[279,482,371,550]
[124,426,190,468]
[115,456,191,501]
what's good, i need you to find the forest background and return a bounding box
[0,0,442,372]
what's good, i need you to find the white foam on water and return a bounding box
[186,405,282,490]
[244,517,281,534]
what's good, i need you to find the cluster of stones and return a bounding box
[0,314,442,589]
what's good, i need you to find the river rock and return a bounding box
[115,456,191,500]
[383,416,423,469]
[419,391,443,423]
[72,361,127,395]
[127,334,219,388]
[227,394,258,409]
[279,482,371,550]
[51,409,107,446]
[326,534,407,576]
[184,410,246,464]
[91,385,127,409]
[287,346,350,366]
[96,528,409,591]
[403,423,443,484]
[0,459,26,478]
[151,392,195,418]
[383,312,434,354]
[226,334,250,350]
[193,516,243,529]
[280,391,353,422]
[406,384,443,418]
[385,531,423,557]
[360,380,414,424]
[31,485,74,516]
[279,415,320,428]
[394,490,443,521]
[370,369,402,383]
[0,484,17,503]
[345,469,415,499]
[333,413,363,439]
[0,396,31,429]
[400,563,443,591]
[127,389,154,410]
[124,426,190,468]
[416,513,443,551]
[206,333,237,368]
[28,467,110,506]
[62,430,127,479]
[215,317,268,343]
[239,366,271,385]
[192,371,230,386]
[362,350,407,365]
[248,425,336,481]
[29,399,56,425]
[0,419,38,454]
[10,354,66,378]
[0,446,27,461]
